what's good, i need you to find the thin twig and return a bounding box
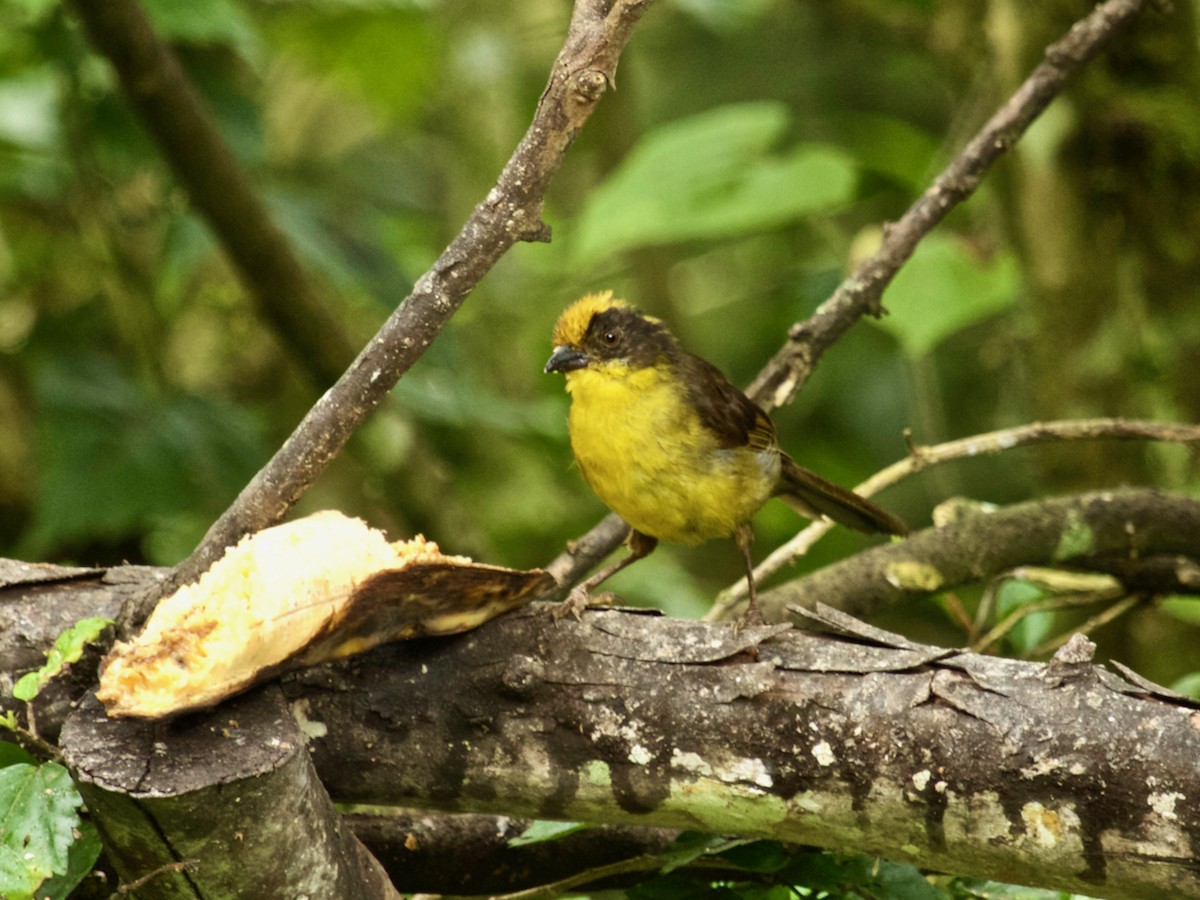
[481,853,667,900]
[970,566,1123,647]
[0,718,65,765]
[115,859,199,896]
[548,0,1165,595]
[972,586,1125,654]
[757,490,1200,625]
[481,839,760,900]
[706,418,1200,621]
[543,513,630,599]
[1027,595,1141,658]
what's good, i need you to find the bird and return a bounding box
[544,290,906,621]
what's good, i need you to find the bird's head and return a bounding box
[545,291,676,377]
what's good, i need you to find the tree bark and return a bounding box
[760,488,1200,619]
[61,687,398,899]
[281,606,1200,899]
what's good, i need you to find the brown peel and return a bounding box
[97,511,552,718]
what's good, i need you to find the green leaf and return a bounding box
[31,820,102,900]
[0,843,40,900]
[0,744,37,769]
[672,0,776,31]
[875,234,1019,358]
[779,852,954,899]
[659,833,746,873]
[23,355,264,563]
[1159,595,1200,626]
[871,857,946,899]
[625,869,712,900]
[1169,672,1200,700]
[0,73,60,150]
[506,820,589,847]
[11,674,40,703]
[11,617,113,703]
[264,7,436,123]
[572,102,858,266]
[833,112,941,190]
[714,839,790,873]
[954,880,1097,899]
[995,579,1055,655]
[7,0,59,23]
[0,763,84,899]
[140,0,259,56]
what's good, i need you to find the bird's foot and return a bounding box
[734,598,767,632]
[552,586,619,622]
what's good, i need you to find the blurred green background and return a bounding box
[0,0,1197,682]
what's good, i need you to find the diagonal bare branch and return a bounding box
[103,0,654,629]
[747,0,1166,410]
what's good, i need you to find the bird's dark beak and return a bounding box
[544,345,589,374]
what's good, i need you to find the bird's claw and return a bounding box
[733,599,767,632]
[552,587,618,621]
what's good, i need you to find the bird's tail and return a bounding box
[776,456,907,536]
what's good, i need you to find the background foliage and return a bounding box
[1,0,1198,684]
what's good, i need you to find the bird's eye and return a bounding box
[604,331,619,345]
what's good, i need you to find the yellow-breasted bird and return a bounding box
[544,291,906,619]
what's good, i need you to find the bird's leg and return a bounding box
[579,528,657,595]
[556,528,658,620]
[734,523,765,628]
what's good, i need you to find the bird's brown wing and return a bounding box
[676,350,906,536]
[777,455,908,536]
[678,352,777,453]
